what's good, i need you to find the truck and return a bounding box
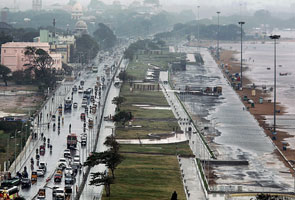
[64,98,72,111]
[67,133,78,149]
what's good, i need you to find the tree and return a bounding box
[0,64,11,86]
[112,96,125,110]
[75,34,99,64]
[89,171,113,197]
[62,62,73,76]
[24,46,56,90]
[104,135,120,154]
[93,23,117,50]
[112,111,132,125]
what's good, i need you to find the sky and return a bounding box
[0,0,294,17]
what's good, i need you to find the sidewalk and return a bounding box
[179,157,206,200]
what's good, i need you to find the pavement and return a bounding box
[179,157,207,200]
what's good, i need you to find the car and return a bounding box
[80,113,86,120]
[54,173,62,183]
[52,187,64,199]
[73,155,80,163]
[80,80,84,85]
[37,169,45,177]
[64,149,71,158]
[65,176,75,185]
[73,102,78,108]
[21,178,31,189]
[78,86,83,93]
[65,167,73,177]
[39,162,47,172]
[81,136,87,146]
[58,158,67,169]
[72,85,77,92]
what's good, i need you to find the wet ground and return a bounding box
[171,47,294,192]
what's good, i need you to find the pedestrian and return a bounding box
[69,124,71,133]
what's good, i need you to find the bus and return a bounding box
[64,98,72,111]
[0,186,19,199]
[67,133,78,149]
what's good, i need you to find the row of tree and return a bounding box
[155,23,243,41]
[84,135,123,197]
[124,39,165,60]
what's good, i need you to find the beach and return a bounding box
[217,46,295,172]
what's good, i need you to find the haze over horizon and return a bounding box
[0,0,294,19]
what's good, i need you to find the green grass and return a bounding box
[116,119,178,139]
[127,53,184,80]
[120,142,193,156]
[102,154,186,200]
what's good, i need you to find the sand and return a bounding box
[217,49,295,173]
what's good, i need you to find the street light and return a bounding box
[197,5,200,48]
[216,11,221,60]
[238,21,245,89]
[269,34,280,137]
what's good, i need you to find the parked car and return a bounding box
[21,178,31,189]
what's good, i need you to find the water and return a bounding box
[222,41,295,147]
[171,46,293,191]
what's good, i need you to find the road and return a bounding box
[15,48,125,199]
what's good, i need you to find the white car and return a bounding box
[64,149,71,158]
[65,167,73,176]
[74,155,80,163]
[58,158,67,169]
[73,102,78,108]
[37,169,45,177]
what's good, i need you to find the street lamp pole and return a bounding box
[269,35,280,136]
[238,21,245,89]
[197,5,200,47]
[216,11,221,60]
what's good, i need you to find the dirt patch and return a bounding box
[0,83,43,116]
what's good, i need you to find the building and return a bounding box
[1,42,62,72]
[32,0,42,11]
[75,20,88,36]
[71,2,83,20]
[1,7,9,23]
[38,30,76,63]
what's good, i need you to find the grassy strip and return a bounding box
[196,158,209,191]
[102,153,186,200]
[120,142,193,156]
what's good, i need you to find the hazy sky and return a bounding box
[0,0,294,16]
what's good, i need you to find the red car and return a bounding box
[54,173,62,182]
[80,113,86,120]
[40,145,45,156]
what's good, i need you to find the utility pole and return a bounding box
[238,21,245,89]
[216,11,221,61]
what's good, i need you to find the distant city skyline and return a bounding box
[0,0,294,16]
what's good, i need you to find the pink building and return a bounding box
[1,42,62,72]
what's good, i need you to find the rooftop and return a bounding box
[2,42,50,48]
